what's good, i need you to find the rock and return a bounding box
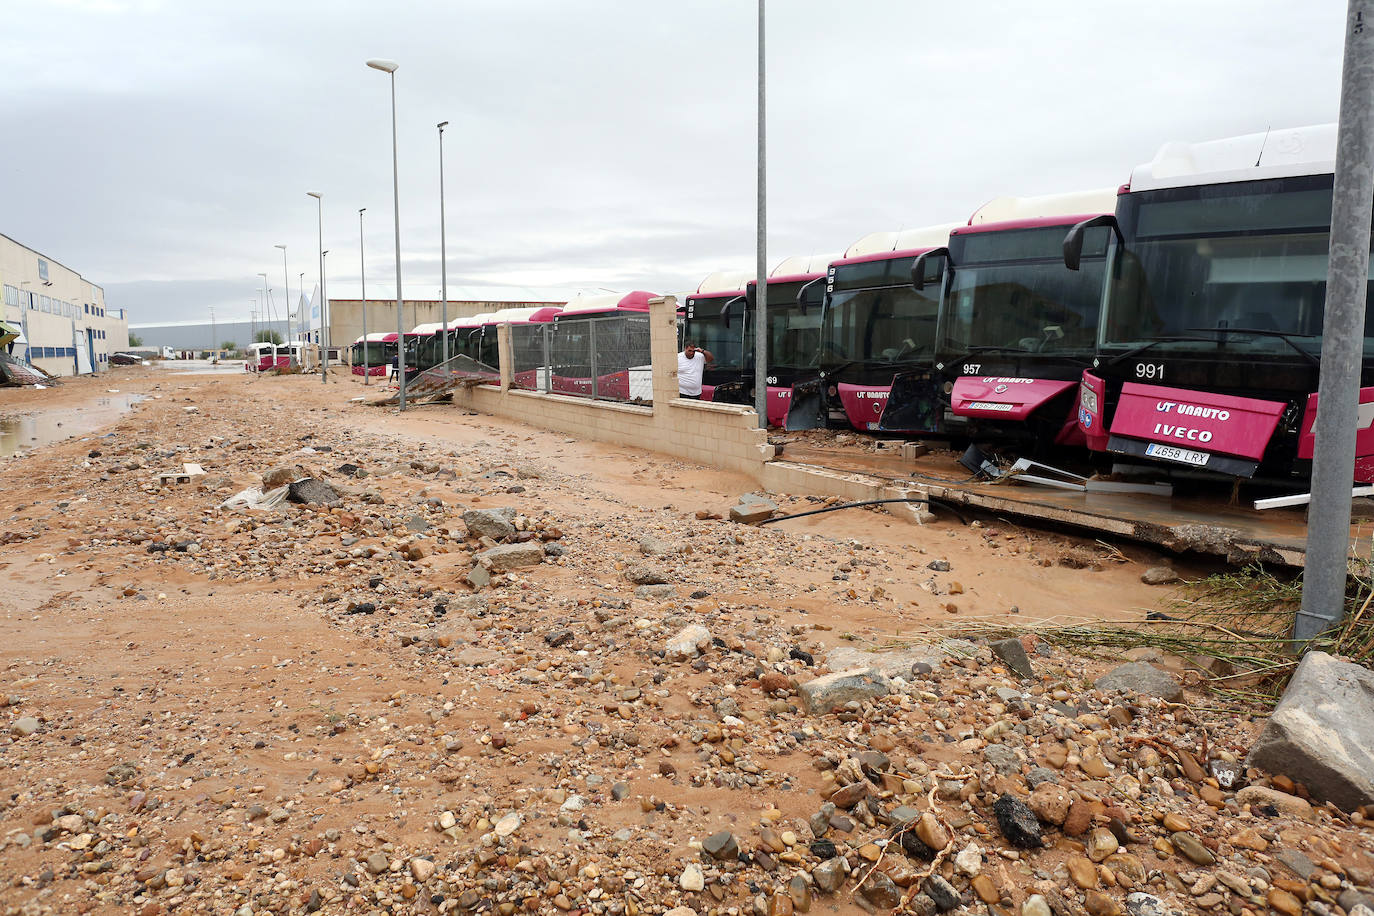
[812,857,846,893]
[1067,855,1097,889]
[1093,662,1184,703]
[703,830,738,861]
[1062,799,1094,837]
[990,637,1035,680]
[970,875,998,904]
[984,743,1020,776]
[798,669,892,715]
[544,628,574,648]
[679,863,704,892]
[914,812,949,851]
[1029,782,1070,825]
[634,584,675,599]
[664,909,698,916]
[928,559,952,572]
[1124,893,1166,916]
[861,873,903,909]
[286,478,340,506]
[1245,650,1374,810]
[465,564,492,589]
[1235,785,1313,820]
[1266,888,1303,916]
[365,852,389,875]
[624,564,669,585]
[827,646,946,679]
[1140,566,1180,585]
[408,858,435,882]
[1084,890,1122,916]
[954,842,983,877]
[1170,831,1214,865]
[1086,827,1119,862]
[262,465,300,489]
[665,625,711,661]
[1023,895,1053,916]
[992,794,1042,848]
[923,875,961,912]
[9,716,39,737]
[638,535,675,557]
[729,499,777,524]
[1272,848,1315,880]
[828,781,869,808]
[477,541,544,571]
[462,507,516,540]
[494,813,521,837]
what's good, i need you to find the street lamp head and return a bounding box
[274,244,286,250]
[306,191,322,199]
[359,207,366,214]
[438,120,449,130]
[366,59,398,73]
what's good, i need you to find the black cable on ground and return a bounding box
[758,496,967,526]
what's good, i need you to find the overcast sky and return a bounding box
[1,0,1348,324]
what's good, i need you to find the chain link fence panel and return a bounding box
[510,315,652,402]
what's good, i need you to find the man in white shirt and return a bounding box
[677,341,714,399]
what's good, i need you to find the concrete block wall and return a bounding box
[448,296,775,476]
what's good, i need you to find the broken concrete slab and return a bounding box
[826,646,946,680]
[1246,651,1374,811]
[989,637,1036,681]
[729,500,778,525]
[286,478,341,506]
[476,542,545,572]
[798,669,892,715]
[1093,662,1184,703]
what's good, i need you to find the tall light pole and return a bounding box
[753,0,768,429]
[322,250,330,376]
[257,272,270,330]
[307,191,327,382]
[438,120,450,368]
[367,57,406,410]
[1298,0,1374,642]
[274,244,290,363]
[359,208,370,384]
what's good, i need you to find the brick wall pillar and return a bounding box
[648,295,680,405]
[497,322,513,392]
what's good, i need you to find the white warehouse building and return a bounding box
[0,232,128,377]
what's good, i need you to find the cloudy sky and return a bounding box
[0,0,1348,325]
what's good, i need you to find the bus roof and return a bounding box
[1128,124,1336,193]
[409,322,446,336]
[557,290,658,316]
[695,270,752,295]
[770,254,837,277]
[353,332,392,344]
[843,224,959,258]
[966,188,1117,225]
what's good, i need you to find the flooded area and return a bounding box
[0,393,145,457]
[150,358,248,375]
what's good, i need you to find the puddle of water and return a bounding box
[0,394,147,458]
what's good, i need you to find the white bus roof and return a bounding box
[695,271,752,295]
[559,292,623,314]
[409,322,447,335]
[967,189,1117,225]
[844,223,959,258]
[353,332,392,344]
[770,254,837,277]
[1129,124,1336,193]
[485,307,548,324]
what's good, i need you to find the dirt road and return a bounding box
[0,369,1368,916]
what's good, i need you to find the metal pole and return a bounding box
[360,208,369,384]
[753,0,768,429]
[276,245,290,365]
[389,72,407,410]
[438,121,450,368]
[322,250,330,379]
[308,192,325,381]
[1298,0,1374,643]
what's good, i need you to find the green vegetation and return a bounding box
[254,329,284,345]
[220,341,238,352]
[128,333,143,347]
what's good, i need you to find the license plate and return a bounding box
[1145,442,1210,466]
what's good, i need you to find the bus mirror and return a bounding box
[795,277,824,314]
[911,247,948,290]
[721,298,734,329]
[1063,215,1120,271]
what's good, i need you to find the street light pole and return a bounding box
[367,57,406,410]
[1298,0,1374,642]
[753,0,768,429]
[359,207,369,385]
[274,244,290,364]
[307,191,326,383]
[438,120,450,368]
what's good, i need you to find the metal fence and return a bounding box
[510,315,652,403]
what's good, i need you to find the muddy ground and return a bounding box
[0,367,1369,916]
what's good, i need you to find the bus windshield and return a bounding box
[1105,174,1374,356]
[765,279,823,370]
[685,295,748,371]
[821,254,945,365]
[943,226,1109,356]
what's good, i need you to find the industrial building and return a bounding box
[0,233,128,377]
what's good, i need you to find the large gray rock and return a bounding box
[826,646,945,680]
[286,478,341,506]
[1246,651,1374,811]
[462,507,516,540]
[476,542,544,572]
[799,669,892,715]
[990,637,1035,680]
[729,499,777,525]
[1093,662,1183,703]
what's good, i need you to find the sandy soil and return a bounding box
[0,368,1368,916]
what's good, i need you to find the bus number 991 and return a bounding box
[1135,363,1164,381]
